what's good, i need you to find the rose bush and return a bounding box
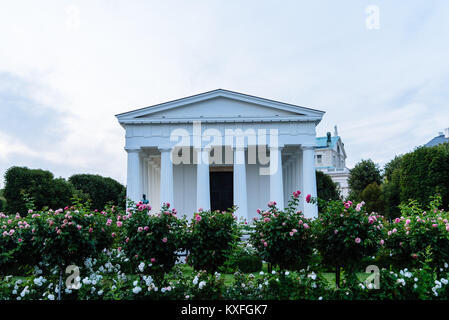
[32,204,117,272]
[384,195,449,271]
[121,202,187,285]
[250,191,314,271]
[312,197,384,286]
[0,212,38,275]
[186,208,240,274]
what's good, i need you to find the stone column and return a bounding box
[159,148,174,207]
[233,147,248,220]
[196,147,211,211]
[126,148,141,204]
[142,157,149,199]
[302,146,318,218]
[269,146,284,209]
[148,158,157,206]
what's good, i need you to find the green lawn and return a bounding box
[178,264,370,288]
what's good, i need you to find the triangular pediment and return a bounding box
[116,89,324,123]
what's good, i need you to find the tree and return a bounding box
[4,167,74,214]
[0,189,5,212]
[400,143,449,208]
[383,155,403,182]
[360,182,384,214]
[382,156,403,220]
[69,174,126,210]
[316,170,341,201]
[348,159,382,202]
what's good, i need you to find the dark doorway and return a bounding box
[210,171,233,212]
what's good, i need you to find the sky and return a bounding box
[0,0,448,188]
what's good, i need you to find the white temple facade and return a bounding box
[116,89,325,220]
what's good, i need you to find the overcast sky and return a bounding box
[0,0,448,188]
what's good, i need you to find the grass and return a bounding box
[179,263,370,288]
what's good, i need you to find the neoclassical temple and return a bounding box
[116,89,324,220]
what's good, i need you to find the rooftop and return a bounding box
[316,136,340,149]
[424,134,449,147]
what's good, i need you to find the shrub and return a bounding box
[235,254,263,274]
[0,212,38,275]
[348,159,382,202]
[316,170,341,201]
[250,191,314,271]
[382,155,403,219]
[361,182,385,214]
[69,174,126,210]
[224,269,329,300]
[122,202,186,285]
[384,195,449,271]
[400,143,449,209]
[222,241,262,273]
[313,197,384,287]
[32,203,117,272]
[3,166,74,215]
[186,208,240,274]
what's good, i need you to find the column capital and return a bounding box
[125,147,141,153]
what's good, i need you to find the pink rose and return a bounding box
[306,195,311,203]
[117,221,122,227]
[355,237,361,244]
[195,214,202,222]
[151,258,156,263]
[303,223,309,229]
[162,237,167,243]
[137,227,143,233]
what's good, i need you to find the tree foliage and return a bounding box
[316,170,340,201]
[348,159,382,201]
[4,167,74,215]
[400,144,449,209]
[69,174,126,210]
[382,156,403,220]
[361,182,384,214]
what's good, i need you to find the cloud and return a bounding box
[0,0,448,188]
